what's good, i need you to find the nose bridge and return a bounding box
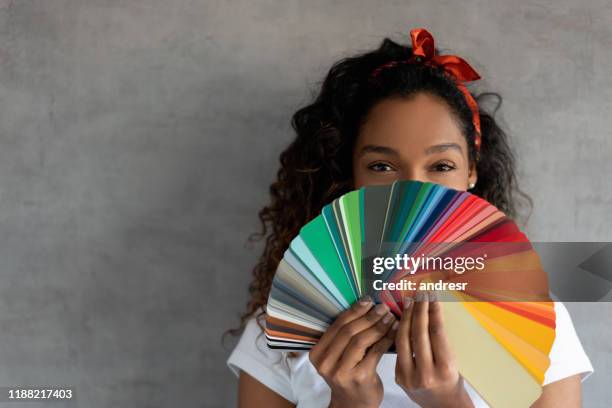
[400,165,427,183]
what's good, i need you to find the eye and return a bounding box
[430,161,456,172]
[368,162,395,172]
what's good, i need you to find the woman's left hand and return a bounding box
[394,290,474,408]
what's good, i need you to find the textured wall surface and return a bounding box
[0,1,610,407]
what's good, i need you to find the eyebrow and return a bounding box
[425,143,463,154]
[359,143,463,157]
[359,144,400,157]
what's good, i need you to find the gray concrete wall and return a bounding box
[0,1,610,407]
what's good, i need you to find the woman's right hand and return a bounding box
[308,296,398,408]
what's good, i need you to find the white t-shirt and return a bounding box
[227,302,593,407]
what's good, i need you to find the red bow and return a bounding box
[408,28,482,151]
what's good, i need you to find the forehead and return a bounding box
[357,93,466,150]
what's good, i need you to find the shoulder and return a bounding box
[544,302,594,385]
[226,311,296,402]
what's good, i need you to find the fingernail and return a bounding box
[382,313,393,324]
[415,291,425,302]
[392,321,399,330]
[403,297,413,310]
[358,295,373,305]
[429,290,438,302]
[374,303,389,315]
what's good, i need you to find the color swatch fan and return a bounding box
[264,180,556,408]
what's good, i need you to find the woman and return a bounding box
[226,28,593,407]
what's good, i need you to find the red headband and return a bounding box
[370,28,482,153]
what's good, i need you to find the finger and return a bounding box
[337,311,396,370]
[310,295,374,364]
[395,295,415,373]
[361,319,399,371]
[316,302,390,370]
[411,290,433,372]
[427,290,454,366]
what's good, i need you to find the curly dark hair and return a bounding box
[228,36,532,336]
